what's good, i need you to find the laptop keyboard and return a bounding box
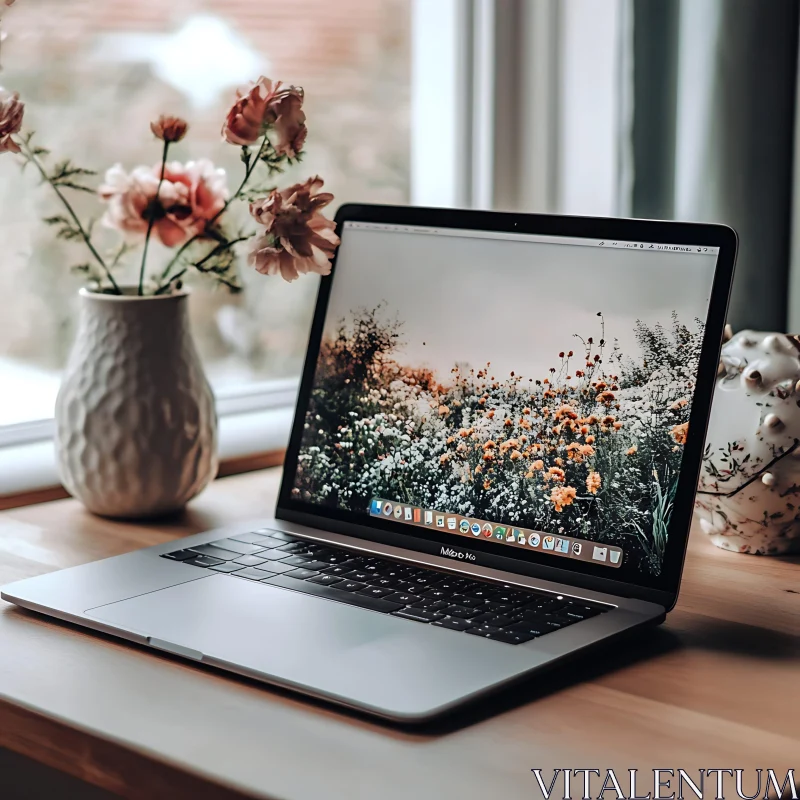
[161,528,611,645]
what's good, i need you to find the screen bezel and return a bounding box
[277,204,737,608]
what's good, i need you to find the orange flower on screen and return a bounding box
[483,479,492,490]
[531,460,544,471]
[586,435,595,444]
[626,446,638,455]
[671,422,689,444]
[555,404,578,421]
[597,391,616,405]
[545,466,565,482]
[483,440,496,450]
[550,485,577,512]
[486,409,495,419]
[510,450,522,461]
[586,471,601,494]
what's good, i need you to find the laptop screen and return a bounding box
[287,220,720,583]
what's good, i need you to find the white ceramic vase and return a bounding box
[695,329,800,555]
[55,288,218,518]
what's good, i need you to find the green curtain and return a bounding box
[629,0,799,332]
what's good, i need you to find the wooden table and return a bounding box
[0,469,797,799]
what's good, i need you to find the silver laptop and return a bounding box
[1,206,736,722]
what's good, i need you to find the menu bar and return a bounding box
[344,222,720,256]
[370,499,623,568]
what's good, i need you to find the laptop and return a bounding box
[1,206,736,722]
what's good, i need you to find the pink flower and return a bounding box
[99,159,228,247]
[150,114,189,143]
[248,176,339,281]
[222,76,306,157]
[0,87,23,155]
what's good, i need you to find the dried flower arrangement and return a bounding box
[0,3,339,297]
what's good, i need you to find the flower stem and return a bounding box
[157,134,273,285]
[138,140,170,296]
[19,139,122,294]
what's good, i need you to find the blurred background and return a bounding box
[0,0,799,432]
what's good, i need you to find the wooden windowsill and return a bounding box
[0,449,285,512]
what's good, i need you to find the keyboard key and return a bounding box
[442,605,474,619]
[370,577,401,589]
[465,625,502,636]
[564,605,603,620]
[320,564,355,577]
[508,621,547,636]
[208,562,244,573]
[336,581,368,593]
[284,568,320,581]
[259,561,296,575]
[189,544,241,561]
[276,542,312,554]
[419,587,448,600]
[340,570,372,582]
[211,539,267,556]
[465,611,497,625]
[184,555,224,568]
[256,548,294,561]
[280,555,321,568]
[299,560,333,572]
[490,590,529,605]
[357,586,395,599]
[384,592,422,605]
[454,596,485,608]
[233,554,268,567]
[262,574,403,613]
[411,598,450,611]
[432,617,473,631]
[307,574,345,587]
[259,530,297,542]
[481,615,515,628]
[484,601,513,614]
[161,550,197,561]
[232,567,276,581]
[391,608,445,623]
[483,631,537,645]
[464,587,494,600]
[228,532,277,545]
[278,556,328,571]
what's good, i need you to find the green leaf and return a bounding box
[52,181,97,194]
[42,215,71,227]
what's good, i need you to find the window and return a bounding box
[0,0,634,494]
[0,0,411,427]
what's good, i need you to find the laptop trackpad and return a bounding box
[86,573,539,717]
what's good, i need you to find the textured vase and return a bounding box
[55,288,218,518]
[695,329,800,555]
